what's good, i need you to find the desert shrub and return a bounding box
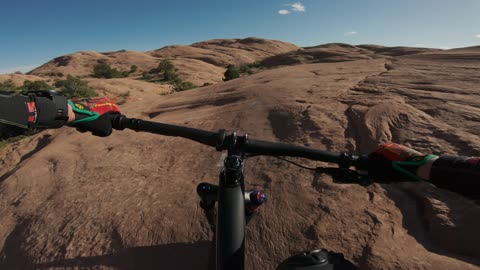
[93,63,129,79]
[120,70,130,77]
[223,65,240,81]
[55,75,98,98]
[175,81,197,91]
[93,63,111,78]
[19,80,52,91]
[202,82,213,87]
[239,65,249,74]
[238,62,262,75]
[130,65,138,73]
[142,72,153,80]
[142,60,182,83]
[0,80,16,92]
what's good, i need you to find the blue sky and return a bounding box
[1,0,479,74]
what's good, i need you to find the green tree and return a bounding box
[157,60,179,82]
[223,65,240,81]
[158,60,175,73]
[55,75,97,98]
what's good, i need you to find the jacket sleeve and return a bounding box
[430,156,480,200]
[0,91,68,129]
[0,91,33,128]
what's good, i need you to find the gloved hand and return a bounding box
[68,97,120,137]
[368,143,438,182]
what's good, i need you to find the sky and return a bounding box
[1,0,479,74]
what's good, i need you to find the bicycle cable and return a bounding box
[273,156,318,171]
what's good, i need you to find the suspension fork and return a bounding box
[197,161,266,269]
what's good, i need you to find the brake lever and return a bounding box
[315,167,372,186]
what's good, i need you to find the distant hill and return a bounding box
[261,43,440,67]
[28,37,300,85]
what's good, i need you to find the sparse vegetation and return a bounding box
[141,60,179,82]
[93,63,129,79]
[19,80,52,91]
[142,71,153,80]
[129,65,138,73]
[54,75,98,98]
[223,65,240,81]
[141,60,198,92]
[0,80,17,91]
[238,62,262,75]
[175,81,197,91]
[202,82,213,87]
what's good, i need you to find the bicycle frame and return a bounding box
[216,155,246,270]
[201,132,249,270]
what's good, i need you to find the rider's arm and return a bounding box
[369,143,479,200]
[0,91,119,136]
[0,91,35,128]
[0,91,74,128]
[419,157,480,200]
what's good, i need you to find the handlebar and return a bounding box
[110,114,369,170]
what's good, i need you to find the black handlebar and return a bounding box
[111,114,368,170]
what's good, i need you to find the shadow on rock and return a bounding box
[384,183,480,267]
[0,134,52,183]
[34,241,215,270]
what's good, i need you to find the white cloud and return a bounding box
[344,31,358,36]
[0,64,40,75]
[278,9,290,15]
[476,34,480,38]
[291,2,305,12]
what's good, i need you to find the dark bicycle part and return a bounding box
[110,115,369,169]
[198,182,218,209]
[111,115,219,148]
[217,163,246,270]
[315,167,372,186]
[277,249,359,270]
[198,183,218,233]
[198,185,267,232]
